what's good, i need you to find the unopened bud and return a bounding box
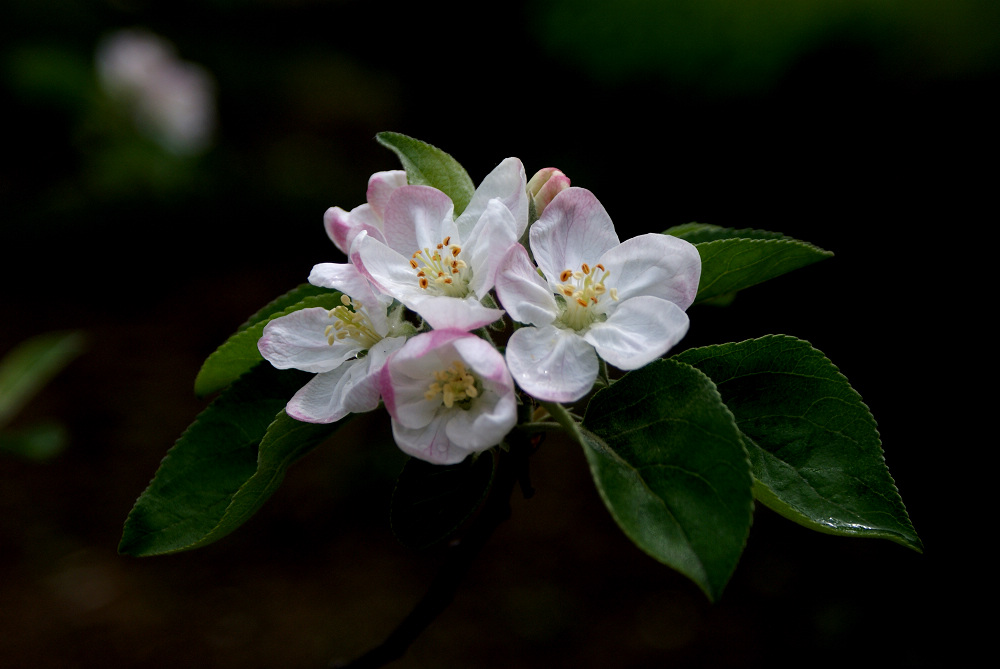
[527,167,570,218]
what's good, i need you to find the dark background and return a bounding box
[2,0,993,666]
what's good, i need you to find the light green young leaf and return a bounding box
[390,450,497,549]
[572,359,753,601]
[376,132,476,217]
[675,335,921,552]
[663,223,833,304]
[120,365,343,557]
[0,331,84,430]
[194,286,343,397]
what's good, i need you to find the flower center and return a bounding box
[555,262,618,331]
[424,360,480,409]
[324,294,381,349]
[409,236,470,298]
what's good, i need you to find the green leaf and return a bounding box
[376,131,476,216]
[120,365,342,556]
[663,223,833,304]
[390,450,498,549]
[675,335,922,552]
[0,331,84,429]
[577,359,753,601]
[194,286,343,397]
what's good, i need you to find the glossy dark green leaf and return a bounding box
[390,450,498,549]
[577,359,753,601]
[663,223,833,304]
[675,335,921,552]
[194,287,342,397]
[120,365,341,556]
[376,131,476,216]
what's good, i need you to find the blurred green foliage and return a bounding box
[535,0,1000,93]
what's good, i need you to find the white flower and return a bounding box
[258,263,408,423]
[352,158,528,332]
[323,170,408,255]
[495,187,701,402]
[380,330,517,465]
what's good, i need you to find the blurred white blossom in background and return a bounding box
[95,29,216,155]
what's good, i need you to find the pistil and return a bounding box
[555,262,617,330]
[424,360,480,409]
[324,295,381,348]
[410,236,470,297]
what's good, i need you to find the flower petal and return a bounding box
[505,325,598,402]
[406,294,504,332]
[454,157,528,240]
[285,360,368,424]
[464,198,519,298]
[258,307,362,373]
[529,187,620,287]
[598,233,701,311]
[366,170,407,220]
[584,295,689,370]
[382,185,456,255]
[323,204,385,256]
[392,414,464,464]
[495,243,559,327]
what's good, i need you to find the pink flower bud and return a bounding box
[527,167,570,217]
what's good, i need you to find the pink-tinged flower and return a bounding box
[352,158,529,331]
[258,264,410,423]
[495,187,701,402]
[323,170,408,255]
[527,167,571,218]
[380,330,517,465]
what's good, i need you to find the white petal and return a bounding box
[465,199,519,298]
[598,233,702,311]
[392,414,467,465]
[308,262,392,321]
[258,308,361,373]
[286,359,372,424]
[354,233,424,303]
[455,157,529,240]
[408,294,504,332]
[494,244,559,326]
[584,296,689,370]
[505,325,598,402]
[382,185,456,255]
[530,187,619,287]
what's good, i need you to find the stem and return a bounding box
[331,444,530,669]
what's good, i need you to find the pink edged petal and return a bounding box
[529,187,620,287]
[455,157,529,240]
[258,307,363,373]
[308,261,391,310]
[286,359,374,424]
[452,334,511,387]
[465,199,519,298]
[598,233,702,311]
[409,294,504,331]
[505,325,598,402]
[365,170,407,219]
[584,296,690,370]
[392,414,467,465]
[323,204,385,256]
[354,232,425,303]
[382,185,456,255]
[495,244,559,327]
[288,336,405,424]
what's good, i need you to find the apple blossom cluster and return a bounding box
[258,159,701,465]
